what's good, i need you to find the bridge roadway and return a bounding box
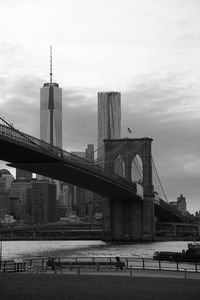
[0,124,140,200]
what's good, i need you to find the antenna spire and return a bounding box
[50,45,53,84]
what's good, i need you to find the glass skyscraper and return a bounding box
[39,48,62,199]
[97,91,121,163]
[40,82,62,148]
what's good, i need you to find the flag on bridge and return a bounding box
[127,127,132,134]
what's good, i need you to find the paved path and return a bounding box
[44,266,200,280]
[1,271,200,300]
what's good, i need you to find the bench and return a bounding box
[57,260,126,271]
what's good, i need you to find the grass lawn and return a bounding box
[0,273,200,300]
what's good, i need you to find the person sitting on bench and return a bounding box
[115,256,124,270]
[46,257,55,270]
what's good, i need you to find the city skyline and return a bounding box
[0,0,200,212]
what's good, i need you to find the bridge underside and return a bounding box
[0,134,139,200]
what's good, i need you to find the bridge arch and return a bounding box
[114,154,125,177]
[131,153,143,183]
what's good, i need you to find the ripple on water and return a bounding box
[1,240,190,260]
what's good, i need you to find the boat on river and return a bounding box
[153,242,200,262]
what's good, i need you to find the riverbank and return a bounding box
[0,271,200,300]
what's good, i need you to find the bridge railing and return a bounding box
[0,124,137,194]
[1,256,200,273]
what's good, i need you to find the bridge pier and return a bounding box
[103,137,155,242]
[103,196,155,241]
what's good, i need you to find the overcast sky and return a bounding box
[0,0,200,213]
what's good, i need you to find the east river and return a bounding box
[1,240,191,261]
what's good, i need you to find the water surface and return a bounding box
[1,240,190,260]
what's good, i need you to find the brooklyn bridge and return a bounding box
[0,121,198,241]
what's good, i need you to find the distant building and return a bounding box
[170,194,187,215]
[69,145,98,222]
[0,169,14,219]
[31,180,57,224]
[10,179,32,224]
[97,91,121,163]
[16,169,32,181]
[85,144,94,162]
[177,194,187,215]
[56,183,74,220]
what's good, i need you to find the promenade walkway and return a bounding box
[44,266,200,280]
[1,269,200,300]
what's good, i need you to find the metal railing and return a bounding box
[1,256,200,273]
[0,124,138,195]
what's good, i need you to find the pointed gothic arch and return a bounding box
[114,154,125,177]
[131,154,143,183]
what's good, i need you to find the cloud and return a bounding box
[0,75,41,137]
[62,87,97,151]
[122,73,200,212]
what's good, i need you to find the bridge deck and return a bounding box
[0,124,140,199]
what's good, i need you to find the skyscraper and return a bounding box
[10,179,31,223]
[16,169,32,181]
[39,47,62,199]
[31,180,57,224]
[97,92,121,162]
[0,169,14,219]
[40,46,62,148]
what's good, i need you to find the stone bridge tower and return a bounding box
[103,138,155,241]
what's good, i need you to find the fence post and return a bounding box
[159,259,161,270]
[126,258,129,269]
[3,261,6,273]
[70,262,73,271]
[184,268,187,279]
[42,258,44,270]
[130,266,133,277]
[176,260,179,271]
[96,262,99,272]
[195,261,197,273]
[142,259,145,270]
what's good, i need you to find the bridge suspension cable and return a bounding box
[94,142,126,163]
[0,116,57,156]
[132,155,143,180]
[151,156,169,203]
[0,116,39,148]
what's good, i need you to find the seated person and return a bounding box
[115,256,124,270]
[46,257,55,270]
